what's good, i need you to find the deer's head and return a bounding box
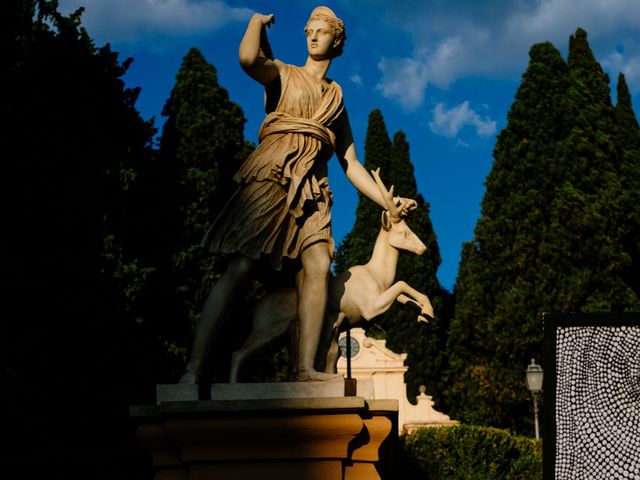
[372,169,427,256]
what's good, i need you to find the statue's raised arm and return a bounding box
[239,13,281,86]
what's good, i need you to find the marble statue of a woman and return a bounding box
[180,6,416,383]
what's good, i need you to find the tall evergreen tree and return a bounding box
[557,28,636,311]
[614,74,640,297]
[445,33,640,433]
[381,131,450,401]
[339,109,392,267]
[615,73,640,148]
[157,47,253,378]
[158,48,248,321]
[446,42,573,429]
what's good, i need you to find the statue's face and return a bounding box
[306,18,335,60]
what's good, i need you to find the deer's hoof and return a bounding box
[179,372,199,384]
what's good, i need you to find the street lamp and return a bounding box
[525,358,543,439]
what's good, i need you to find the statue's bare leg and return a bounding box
[294,242,341,381]
[180,255,253,384]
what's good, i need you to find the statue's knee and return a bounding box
[228,255,253,279]
[302,246,331,278]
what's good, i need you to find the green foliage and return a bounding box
[102,234,156,321]
[445,31,640,432]
[157,48,251,364]
[400,425,542,480]
[4,1,158,475]
[341,109,393,267]
[333,232,351,274]
[377,131,451,402]
[614,73,640,147]
[614,73,640,297]
[6,0,158,364]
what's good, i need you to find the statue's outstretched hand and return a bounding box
[256,13,275,27]
[394,197,417,217]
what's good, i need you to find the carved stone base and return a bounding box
[130,397,398,480]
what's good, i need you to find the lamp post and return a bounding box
[525,358,543,439]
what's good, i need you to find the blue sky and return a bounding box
[59,0,640,291]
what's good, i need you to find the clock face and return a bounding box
[338,336,360,358]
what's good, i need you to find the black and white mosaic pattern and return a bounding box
[555,325,640,479]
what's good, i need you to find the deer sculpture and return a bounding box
[229,169,434,382]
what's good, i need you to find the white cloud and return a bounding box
[349,72,363,87]
[506,0,640,42]
[341,0,640,107]
[376,53,429,110]
[58,0,253,45]
[376,36,469,110]
[602,50,640,93]
[429,101,497,138]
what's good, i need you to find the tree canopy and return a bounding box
[4,1,157,475]
[155,47,251,371]
[445,30,640,433]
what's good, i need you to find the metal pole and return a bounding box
[346,325,352,380]
[533,393,540,439]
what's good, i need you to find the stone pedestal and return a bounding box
[130,397,398,480]
[155,378,374,403]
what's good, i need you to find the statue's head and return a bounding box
[304,6,346,59]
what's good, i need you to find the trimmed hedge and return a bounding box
[399,425,542,479]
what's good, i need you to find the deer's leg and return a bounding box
[288,316,299,381]
[367,281,433,320]
[230,327,285,383]
[393,283,434,319]
[397,293,433,323]
[230,291,296,383]
[363,282,408,319]
[397,294,424,309]
[323,312,346,374]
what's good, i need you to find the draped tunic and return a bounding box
[201,63,345,269]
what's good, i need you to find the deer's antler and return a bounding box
[371,168,401,223]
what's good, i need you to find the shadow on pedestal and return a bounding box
[130,394,398,480]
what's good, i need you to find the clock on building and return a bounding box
[338,335,360,358]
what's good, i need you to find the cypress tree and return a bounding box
[614,73,640,148]
[614,74,640,297]
[568,28,612,106]
[558,29,637,311]
[381,131,450,402]
[445,33,640,433]
[445,43,573,431]
[342,109,392,267]
[158,47,251,352]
